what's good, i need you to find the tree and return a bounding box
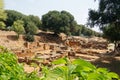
[103,24,120,48]
[28,15,42,29]
[0,0,7,30]
[42,10,77,35]
[25,21,38,35]
[5,10,42,29]
[75,25,100,37]
[60,11,77,35]
[5,10,25,27]
[5,10,40,41]
[5,10,41,34]
[88,0,120,50]
[12,20,25,38]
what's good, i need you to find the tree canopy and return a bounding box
[5,10,25,27]
[88,0,120,27]
[41,10,77,35]
[88,0,120,45]
[12,20,25,38]
[75,24,101,37]
[5,10,100,38]
[28,15,42,29]
[3,9,101,42]
[103,24,120,43]
[25,21,38,35]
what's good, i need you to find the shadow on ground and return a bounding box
[92,56,120,76]
[36,32,63,44]
[7,35,18,41]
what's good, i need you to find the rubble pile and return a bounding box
[0,30,109,65]
[65,36,107,50]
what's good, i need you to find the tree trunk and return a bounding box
[114,41,120,55]
[16,34,20,39]
[114,42,117,51]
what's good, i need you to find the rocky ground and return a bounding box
[0,30,120,75]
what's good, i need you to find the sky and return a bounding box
[4,0,100,31]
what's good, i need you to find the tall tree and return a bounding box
[42,10,77,35]
[88,0,120,49]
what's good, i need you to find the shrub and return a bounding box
[0,22,6,30]
[25,33,34,42]
[41,57,120,80]
[12,20,25,39]
[0,52,40,80]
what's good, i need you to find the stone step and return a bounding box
[76,53,99,61]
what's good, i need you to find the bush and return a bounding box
[0,52,40,80]
[25,21,38,35]
[25,33,34,42]
[0,22,6,30]
[41,58,120,80]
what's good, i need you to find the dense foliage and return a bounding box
[41,10,77,35]
[76,25,101,37]
[103,24,120,43]
[4,10,100,38]
[25,21,38,35]
[88,0,120,27]
[5,10,39,34]
[0,45,119,80]
[12,20,25,38]
[0,52,40,80]
[5,10,39,41]
[41,58,120,80]
[5,10,25,27]
[88,0,120,46]
[28,15,42,29]
[41,10,101,36]
[25,33,35,42]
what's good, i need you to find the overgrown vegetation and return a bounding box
[0,45,119,80]
[40,58,120,80]
[0,46,39,79]
[0,53,40,80]
[25,33,35,42]
[0,51,119,80]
